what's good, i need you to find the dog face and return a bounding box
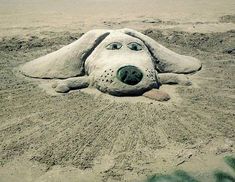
[85,32,157,95]
[20,28,201,96]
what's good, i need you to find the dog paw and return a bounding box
[55,84,70,93]
[181,79,192,86]
[51,82,58,88]
[178,75,192,86]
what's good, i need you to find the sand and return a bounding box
[0,0,235,36]
[0,0,235,182]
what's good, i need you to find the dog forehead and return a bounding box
[102,31,143,44]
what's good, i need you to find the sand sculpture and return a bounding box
[20,28,201,101]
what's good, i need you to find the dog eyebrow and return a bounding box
[125,32,160,70]
[81,32,110,74]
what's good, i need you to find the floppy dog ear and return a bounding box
[20,29,110,79]
[121,28,201,74]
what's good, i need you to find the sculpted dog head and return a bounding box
[85,31,157,95]
[20,28,201,97]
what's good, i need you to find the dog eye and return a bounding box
[127,42,143,51]
[106,42,122,50]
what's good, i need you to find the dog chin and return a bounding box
[95,82,158,96]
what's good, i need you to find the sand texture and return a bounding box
[0,0,235,182]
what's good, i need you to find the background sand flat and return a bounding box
[0,0,235,182]
[0,0,235,36]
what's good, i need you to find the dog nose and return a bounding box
[117,66,143,85]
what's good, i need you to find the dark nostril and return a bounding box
[117,66,143,85]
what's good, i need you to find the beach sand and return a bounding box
[0,0,235,181]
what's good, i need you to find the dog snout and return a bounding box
[117,66,143,85]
